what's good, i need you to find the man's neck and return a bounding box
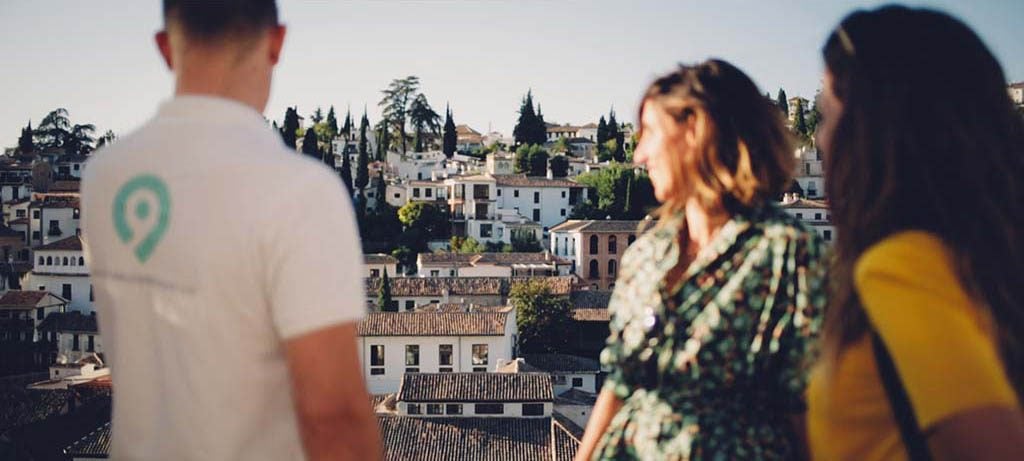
[173,52,268,113]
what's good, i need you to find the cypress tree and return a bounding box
[442,105,457,159]
[326,106,339,139]
[376,170,388,212]
[607,109,619,144]
[281,107,299,149]
[794,99,808,136]
[342,110,353,140]
[533,105,547,146]
[17,122,34,154]
[340,146,354,195]
[596,116,608,145]
[301,128,320,160]
[356,112,370,191]
[378,268,393,311]
[513,90,538,147]
[322,140,336,168]
[776,89,789,116]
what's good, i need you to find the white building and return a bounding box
[28,194,80,247]
[394,372,553,419]
[54,154,88,179]
[455,125,484,154]
[793,147,825,199]
[0,164,32,207]
[1008,82,1023,106]
[357,310,518,394]
[779,194,834,243]
[25,235,92,313]
[37,310,102,366]
[406,180,448,204]
[417,252,572,278]
[365,276,574,312]
[485,153,515,176]
[0,290,67,342]
[365,253,399,278]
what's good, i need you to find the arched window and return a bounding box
[608,235,618,254]
[46,256,52,265]
[588,260,599,279]
[70,257,76,266]
[628,235,636,245]
[79,257,85,266]
[38,256,44,266]
[608,259,617,277]
[62,257,69,266]
[589,235,599,255]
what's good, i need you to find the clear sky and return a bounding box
[1,0,1021,148]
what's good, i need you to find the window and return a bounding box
[370,345,385,375]
[522,403,545,416]
[425,189,432,198]
[89,285,94,302]
[480,224,492,238]
[824,230,833,241]
[405,300,415,310]
[406,345,420,368]
[513,189,519,198]
[430,270,440,277]
[474,403,504,415]
[572,377,584,387]
[560,208,566,216]
[36,308,44,321]
[589,260,599,279]
[445,404,463,415]
[62,257,68,266]
[407,404,422,415]
[38,286,45,291]
[608,259,617,277]
[15,209,25,218]
[561,191,566,198]
[70,257,77,266]
[46,256,52,265]
[370,269,380,278]
[497,189,501,196]
[532,209,540,222]
[439,367,453,373]
[38,256,43,266]
[87,335,95,352]
[439,344,453,366]
[32,210,39,219]
[427,404,443,415]
[796,213,804,219]
[471,344,488,366]
[62,284,72,301]
[32,231,40,241]
[72,334,80,351]
[78,257,84,265]
[608,235,617,253]
[394,193,400,199]
[412,188,420,198]
[589,235,599,255]
[533,191,540,204]
[552,375,567,385]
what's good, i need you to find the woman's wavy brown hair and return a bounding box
[821,5,1024,393]
[639,59,795,218]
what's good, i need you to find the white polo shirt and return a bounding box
[81,95,365,460]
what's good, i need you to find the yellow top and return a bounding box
[807,231,1019,461]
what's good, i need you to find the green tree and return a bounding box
[549,154,569,178]
[511,232,543,252]
[301,127,320,160]
[311,107,324,124]
[17,122,34,154]
[375,117,390,160]
[450,236,485,253]
[793,98,808,137]
[95,130,116,149]
[596,116,608,145]
[776,88,789,116]
[574,164,645,219]
[515,144,548,176]
[510,279,573,353]
[409,93,441,152]
[342,110,353,140]
[442,105,457,159]
[339,147,354,195]
[377,268,394,311]
[326,106,339,140]
[34,108,71,148]
[513,90,547,147]
[391,246,415,275]
[379,75,420,154]
[806,92,821,138]
[551,137,570,154]
[375,170,388,212]
[281,107,299,149]
[356,112,370,190]
[398,202,448,239]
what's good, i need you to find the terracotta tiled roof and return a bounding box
[50,180,81,193]
[420,252,569,267]
[358,312,508,336]
[366,276,576,298]
[0,290,53,308]
[63,421,110,458]
[779,198,829,209]
[493,174,580,189]
[37,311,98,333]
[365,253,398,265]
[553,415,584,459]
[555,389,598,406]
[418,253,474,266]
[521,354,601,373]
[34,235,83,252]
[571,308,611,322]
[549,220,645,233]
[30,195,80,210]
[378,416,570,461]
[398,372,553,402]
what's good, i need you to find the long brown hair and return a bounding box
[821,5,1024,393]
[638,60,795,219]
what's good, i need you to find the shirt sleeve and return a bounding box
[264,165,366,340]
[770,231,828,413]
[855,231,1019,429]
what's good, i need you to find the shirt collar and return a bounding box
[156,95,268,127]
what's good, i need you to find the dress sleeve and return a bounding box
[855,231,1019,429]
[770,230,828,413]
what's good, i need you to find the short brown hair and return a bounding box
[163,0,278,40]
[639,60,794,215]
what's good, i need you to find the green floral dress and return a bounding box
[595,204,828,460]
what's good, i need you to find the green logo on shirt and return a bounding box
[113,175,171,263]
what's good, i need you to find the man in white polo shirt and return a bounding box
[80,1,381,459]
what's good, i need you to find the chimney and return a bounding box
[546,168,553,180]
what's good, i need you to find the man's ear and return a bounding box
[268,25,286,65]
[155,31,173,70]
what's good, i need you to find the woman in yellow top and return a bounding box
[808,5,1024,461]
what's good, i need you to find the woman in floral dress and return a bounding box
[575,60,828,460]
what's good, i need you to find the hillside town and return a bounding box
[0,80,1021,460]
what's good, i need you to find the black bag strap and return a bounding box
[871,331,933,461]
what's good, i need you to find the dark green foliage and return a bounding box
[301,127,320,160]
[17,122,34,154]
[377,268,394,311]
[549,155,569,178]
[281,107,299,149]
[311,107,324,124]
[375,170,388,213]
[515,144,548,176]
[442,105,457,159]
[793,98,808,137]
[398,202,449,240]
[776,88,789,116]
[596,116,608,145]
[409,93,441,152]
[574,165,656,220]
[510,279,573,353]
[340,147,354,195]
[379,76,420,154]
[511,232,543,252]
[450,236,485,253]
[326,106,339,139]
[513,90,547,146]
[356,112,370,190]
[32,108,96,154]
[391,246,415,275]
[342,110,353,139]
